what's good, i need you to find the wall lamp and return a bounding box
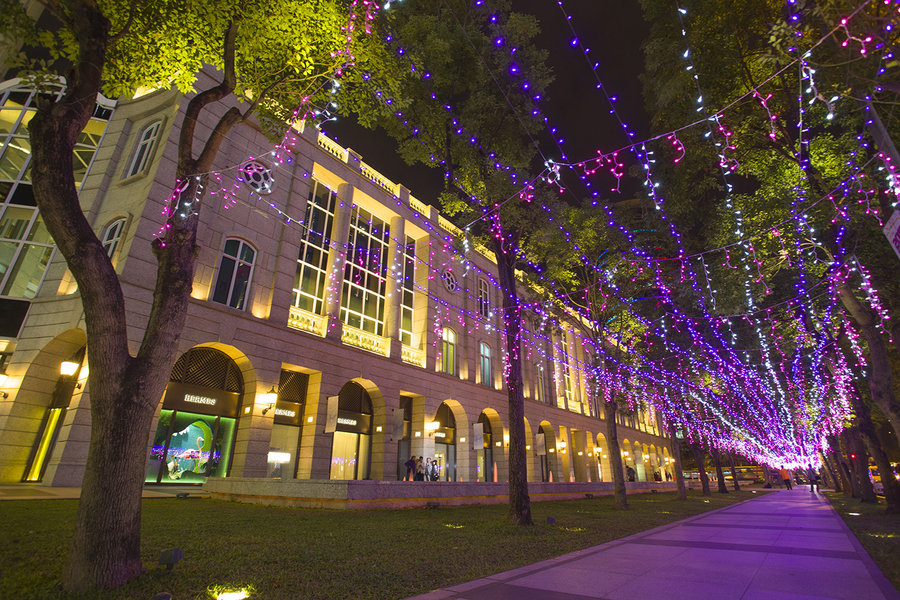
[60,361,82,388]
[261,386,277,415]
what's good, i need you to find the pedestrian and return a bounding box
[429,458,439,481]
[415,456,425,481]
[404,455,416,481]
[424,457,432,481]
[779,466,792,490]
[626,466,636,482]
[808,466,819,492]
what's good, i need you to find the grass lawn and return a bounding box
[824,492,900,591]
[0,489,764,600]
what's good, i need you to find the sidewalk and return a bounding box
[406,489,900,600]
[0,483,208,500]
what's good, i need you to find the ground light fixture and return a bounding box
[209,585,254,600]
[0,372,7,398]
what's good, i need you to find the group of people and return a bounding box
[404,455,441,481]
[778,465,820,492]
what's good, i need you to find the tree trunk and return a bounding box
[828,435,854,496]
[728,453,741,491]
[693,444,711,496]
[491,236,532,526]
[837,283,900,445]
[669,424,687,500]
[713,448,729,493]
[845,428,878,503]
[850,392,900,512]
[604,399,628,509]
[819,451,841,492]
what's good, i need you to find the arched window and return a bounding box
[479,342,492,387]
[101,217,126,259]
[477,278,490,319]
[125,120,161,178]
[212,238,255,310]
[441,327,457,375]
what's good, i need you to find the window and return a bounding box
[399,236,416,347]
[101,218,126,259]
[477,278,490,319]
[125,121,161,177]
[440,268,458,292]
[212,238,255,310]
[479,342,492,387]
[0,82,111,301]
[441,327,457,375]
[340,206,390,335]
[535,366,545,403]
[293,180,336,314]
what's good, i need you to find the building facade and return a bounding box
[0,74,674,490]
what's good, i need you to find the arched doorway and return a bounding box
[397,395,413,480]
[595,433,610,482]
[330,381,373,480]
[267,369,308,479]
[22,346,85,482]
[146,347,244,484]
[475,412,494,482]
[432,402,456,481]
[537,422,556,482]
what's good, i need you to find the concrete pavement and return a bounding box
[405,489,900,600]
[0,483,209,500]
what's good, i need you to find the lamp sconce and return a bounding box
[60,361,82,388]
[425,421,440,436]
[261,386,277,415]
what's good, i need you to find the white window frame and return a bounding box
[212,237,256,310]
[441,327,457,375]
[101,217,127,260]
[477,278,490,319]
[479,341,492,387]
[125,120,161,178]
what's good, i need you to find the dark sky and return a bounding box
[323,0,650,203]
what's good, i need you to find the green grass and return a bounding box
[824,492,900,591]
[0,489,763,600]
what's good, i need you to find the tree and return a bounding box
[343,0,554,525]
[638,0,900,463]
[9,0,382,589]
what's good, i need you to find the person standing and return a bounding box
[404,455,416,481]
[779,466,792,490]
[808,466,819,492]
[415,456,425,481]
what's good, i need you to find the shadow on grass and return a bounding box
[0,488,766,600]
[824,491,900,593]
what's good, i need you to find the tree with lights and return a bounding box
[5,0,385,589]
[639,0,900,472]
[344,0,554,525]
[539,200,660,510]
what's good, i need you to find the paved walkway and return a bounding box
[0,483,208,500]
[406,489,900,600]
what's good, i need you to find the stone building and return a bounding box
[0,73,674,496]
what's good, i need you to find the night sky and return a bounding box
[324,0,650,204]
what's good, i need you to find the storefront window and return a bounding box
[147,410,235,484]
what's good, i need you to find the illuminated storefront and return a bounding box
[474,412,494,482]
[267,370,307,478]
[432,403,456,482]
[329,382,372,480]
[146,348,242,484]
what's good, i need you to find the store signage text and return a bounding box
[184,394,217,406]
[274,408,296,418]
[337,417,358,427]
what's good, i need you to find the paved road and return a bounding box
[406,489,900,600]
